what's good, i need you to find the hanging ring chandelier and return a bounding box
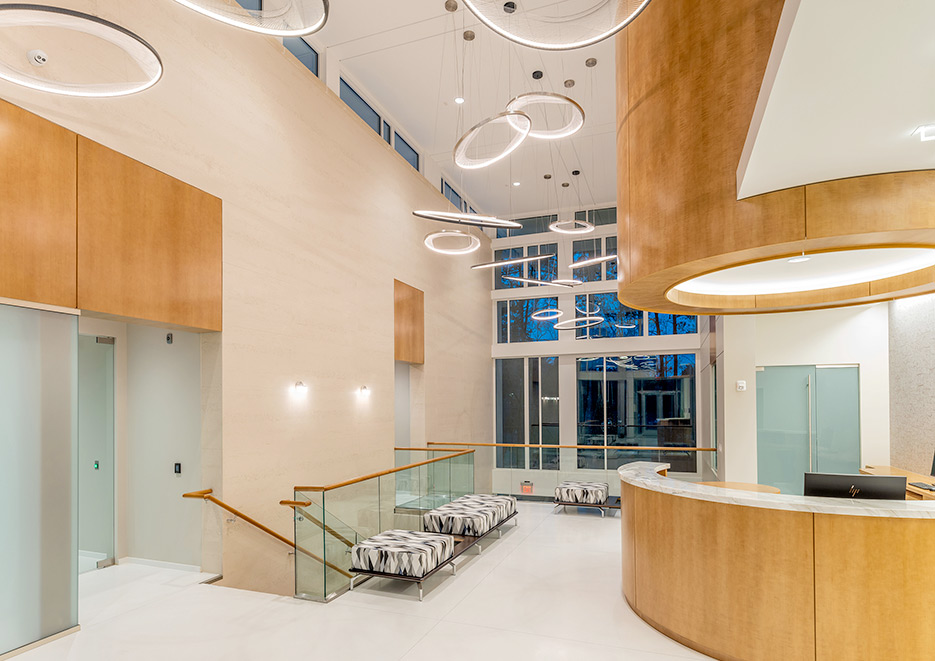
[412,210,522,230]
[424,230,481,255]
[506,92,585,141]
[0,4,162,97]
[531,308,564,321]
[554,316,604,330]
[549,218,594,235]
[462,0,653,51]
[453,110,532,170]
[168,0,328,37]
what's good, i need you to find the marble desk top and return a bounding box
[618,462,935,519]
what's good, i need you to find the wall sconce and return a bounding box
[358,386,370,397]
[293,381,308,395]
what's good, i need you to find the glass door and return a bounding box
[757,365,861,494]
[756,366,814,495]
[77,335,115,573]
[815,366,860,474]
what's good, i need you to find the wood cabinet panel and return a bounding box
[394,279,424,364]
[814,514,935,660]
[628,485,815,661]
[77,137,222,331]
[0,99,77,308]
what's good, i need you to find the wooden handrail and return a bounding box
[182,489,351,578]
[425,441,716,452]
[278,500,356,549]
[294,449,475,492]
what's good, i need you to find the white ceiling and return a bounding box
[739,0,935,198]
[312,0,617,217]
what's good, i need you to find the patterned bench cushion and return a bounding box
[555,481,609,505]
[351,530,454,578]
[423,494,518,536]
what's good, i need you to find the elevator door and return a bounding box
[756,365,860,495]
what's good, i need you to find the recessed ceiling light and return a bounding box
[914,125,935,142]
[512,181,521,186]
[788,254,810,264]
[455,96,465,104]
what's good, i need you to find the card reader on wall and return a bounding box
[174,463,181,474]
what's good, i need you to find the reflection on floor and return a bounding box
[21,503,711,660]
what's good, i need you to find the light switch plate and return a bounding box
[736,380,747,392]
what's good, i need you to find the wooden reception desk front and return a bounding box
[619,463,935,661]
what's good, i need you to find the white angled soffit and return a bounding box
[737,0,935,199]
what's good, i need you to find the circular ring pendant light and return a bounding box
[168,0,328,37]
[549,218,594,235]
[530,309,563,321]
[424,230,481,255]
[413,210,521,230]
[552,278,584,287]
[462,0,652,51]
[0,4,162,97]
[505,92,585,140]
[554,316,604,330]
[453,110,532,170]
[575,302,601,315]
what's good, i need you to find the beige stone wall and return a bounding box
[2,0,492,593]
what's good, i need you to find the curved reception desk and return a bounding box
[619,463,935,661]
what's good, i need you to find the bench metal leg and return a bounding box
[349,575,356,591]
[600,508,605,518]
[476,543,483,554]
[497,528,502,538]
[451,562,457,576]
[418,583,423,602]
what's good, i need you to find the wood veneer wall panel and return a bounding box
[632,487,815,661]
[620,480,637,603]
[624,0,804,282]
[616,30,631,287]
[0,99,77,308]
[814,514,935,660]
[77,137,222,331]
[806,170,935,238]
[394,279,424,364]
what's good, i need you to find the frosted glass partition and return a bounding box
[0,304,78,655]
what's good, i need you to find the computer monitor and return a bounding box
[804,473,906,500]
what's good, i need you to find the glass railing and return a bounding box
[426,441,714,502]
[289,447,475,602]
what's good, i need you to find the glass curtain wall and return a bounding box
[576,354,697,472]
[496,357,559,469]
[0,303,78,655]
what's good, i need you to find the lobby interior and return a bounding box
[2,1,934,660]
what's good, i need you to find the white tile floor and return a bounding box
[20,502,711,661]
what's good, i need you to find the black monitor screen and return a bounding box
[804,473,906,500]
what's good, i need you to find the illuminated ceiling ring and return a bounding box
[471,253,554,270]
[0,4,162,97]
[570,254,617,269]
[168,0,328,37]
[453,110,532,170]
[505,92,585,140]
[549,219,594,235]
[462,0,653,51]
[504,276,573,288]
[554,315,604,330]
[423,230,481,255]
[530,309,563,321]
[552,278,584,287]
[413,210,522,229]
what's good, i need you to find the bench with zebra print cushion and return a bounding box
[350,529,454,578]
[555,481,609,505]
[422,494,517,536]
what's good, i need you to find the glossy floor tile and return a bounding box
[19,503,711,660]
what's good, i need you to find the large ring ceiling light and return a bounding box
[424,230,481,255]
[471,254,554,270]
[454,110,532,170]
[670,247,935,298]
[504,276,573,288]
[168,0,328,37]
[413,210,522,230]
[0,4,162,97]
[462,0,652,51]
[506,92,585,140]
[549,219,594,235]
[554,316,604,330]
